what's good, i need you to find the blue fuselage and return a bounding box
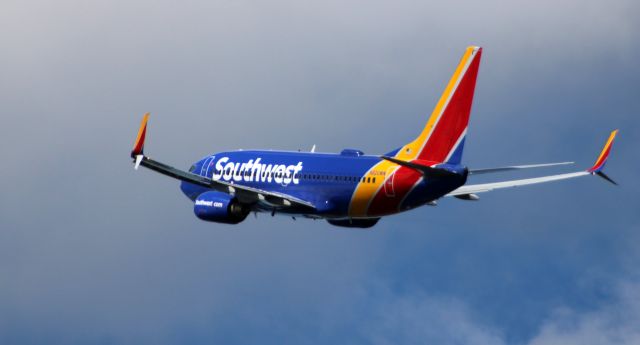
[180,150,467,219]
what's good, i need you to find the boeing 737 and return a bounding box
[130,46,618,228]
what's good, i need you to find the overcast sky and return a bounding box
[1,1,639,344]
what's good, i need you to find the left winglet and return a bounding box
[588,130,618,185]
[131,112,150,159]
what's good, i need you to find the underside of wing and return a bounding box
[213,179,316,210]
[447,171,589,196]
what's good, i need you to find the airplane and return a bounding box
[130,46,618,228]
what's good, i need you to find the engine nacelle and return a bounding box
[194,191,249,224]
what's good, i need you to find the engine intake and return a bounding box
[194,191,249,224]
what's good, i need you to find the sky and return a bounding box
[0,0,639,344]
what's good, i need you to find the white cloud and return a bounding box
[527,280,640,345]
[358,279,640,345]
[362,292,506,345]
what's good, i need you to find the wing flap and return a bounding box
[213,179,316,209]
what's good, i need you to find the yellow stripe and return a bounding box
[592,129,618,167]
[348,47,480,217]
[395,46,477,161]
[348,160,397,217]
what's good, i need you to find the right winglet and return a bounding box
[588,130,618,173]
[447,130,620,197]
[131,113,150,159]
[588,129,618,185]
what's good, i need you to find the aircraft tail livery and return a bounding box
[396,45,481,165]
[129,46,618,228]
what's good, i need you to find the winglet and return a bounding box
[131,113,150,158]
[588,130,618,185]
[588,130,618,173]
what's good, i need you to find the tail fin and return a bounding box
[395,46,482,165]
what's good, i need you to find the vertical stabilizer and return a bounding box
[395,46,482,165]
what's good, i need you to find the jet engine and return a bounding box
[194,191,250,224]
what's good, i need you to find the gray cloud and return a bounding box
[0,0,638,344]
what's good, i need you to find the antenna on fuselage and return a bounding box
[311,144,316,153]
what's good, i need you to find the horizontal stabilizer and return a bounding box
[380,156,459,178]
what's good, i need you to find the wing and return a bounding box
[130,113,316,211]
[448,171,590,196]
[447,130,618,197]
[469,161,574,175]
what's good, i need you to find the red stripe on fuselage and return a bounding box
[367,166,422,216]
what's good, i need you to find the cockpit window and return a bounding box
[188,165,197,173]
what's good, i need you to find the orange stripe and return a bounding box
[348,160,398,217]
[132,112,150,154]
[349,47,480,217]
[594,130,617,165]
[590,129,618,171]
